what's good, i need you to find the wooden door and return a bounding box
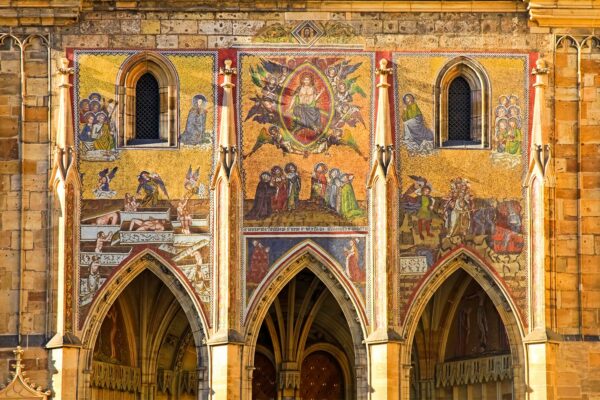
[300,351,344,400]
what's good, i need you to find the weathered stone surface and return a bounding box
[0,139,18,160]
[160,19,198,34]
[109,34,156,48]
[61,34,109,47]
[232,20,265,35]
[198,20,232,34]
[0,117,18,138]
[156,34,178,48]
[0,5,598,400]
[178,35,207,48]
[121,18,141,34]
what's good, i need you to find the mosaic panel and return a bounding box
[393,52,531,327]
[74,50,217,326]
[238,51,374,230]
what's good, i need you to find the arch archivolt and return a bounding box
[401,248,527,399]
[242,244,369,399]
[244,240,368,335]
[78,249,210,373]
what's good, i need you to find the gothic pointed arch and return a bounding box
[242,247,369,400]
[77,250,210,399]
[244,240,367,331]
[115,51,179,147]
[79,250,209,367]
[401,249,526,399]
[435,56,491,147]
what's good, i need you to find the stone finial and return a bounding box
[376,58,392,75]
[376,58,393,90]
[373,58,393,149]
[532,58,548,76]
[57,57,73,77]
[217,58,238,162]
[0,346,51,398]
[55,57,74,151]
[219,59,236,77]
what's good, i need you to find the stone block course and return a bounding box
[207,35,252,48]
[382,20,398,33]
[0,139,18,161]
[61,34,109,48]
[24,249,47,272]
[178,35,207,48]
[121,18,141,34]
[0,74,20,96]
[108,34,155,48]
[198,20,232,34]
[79,18,121,34]
[232,20,265,35]
[160,19,198,34]
[141,19,160,34]
[156,34,178,48]
[0,117,18,138]
[584,174,600,189]
[169,11,215,20]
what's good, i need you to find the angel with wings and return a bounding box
[136,170,169,207]
[184,165,208,199]
[245,56,368,158]
[93,167,118,199]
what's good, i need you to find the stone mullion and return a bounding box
[365,58,403,399]
[46,57,82,400]
[523,57,559,400]
[18,36,51,344]
[208,59,245,400]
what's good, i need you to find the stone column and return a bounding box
[46,58,82,400]
[208,59,244,400]
[365,58,403,399]
[523,58,558,400]
[279,365,301,399]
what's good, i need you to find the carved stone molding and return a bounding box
[435,354,512,388]
[90,361,141,393]
[0,347,51,400]
[528,0,600,28]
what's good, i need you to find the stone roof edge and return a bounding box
[527,0,600,28]
[1,1,599,29]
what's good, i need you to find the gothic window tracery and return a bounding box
[115,51,179,147]
[435,56,491,148]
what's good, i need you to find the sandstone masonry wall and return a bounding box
[0,5,598,397]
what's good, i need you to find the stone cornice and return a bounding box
[305,1,526,12]
[2,0,600,29]
[526,0,600,27]
[0,0,80,26]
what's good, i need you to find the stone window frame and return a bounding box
[116,51,179,148]
[434,56,491,149]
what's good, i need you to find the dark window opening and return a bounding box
[447,76,474,144]
[131,72,161,144]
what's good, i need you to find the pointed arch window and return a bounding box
[134,73,160,142]
[116,52,179,147]
[435,57,491,148]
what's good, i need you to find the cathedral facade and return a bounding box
[0,1,599,399]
